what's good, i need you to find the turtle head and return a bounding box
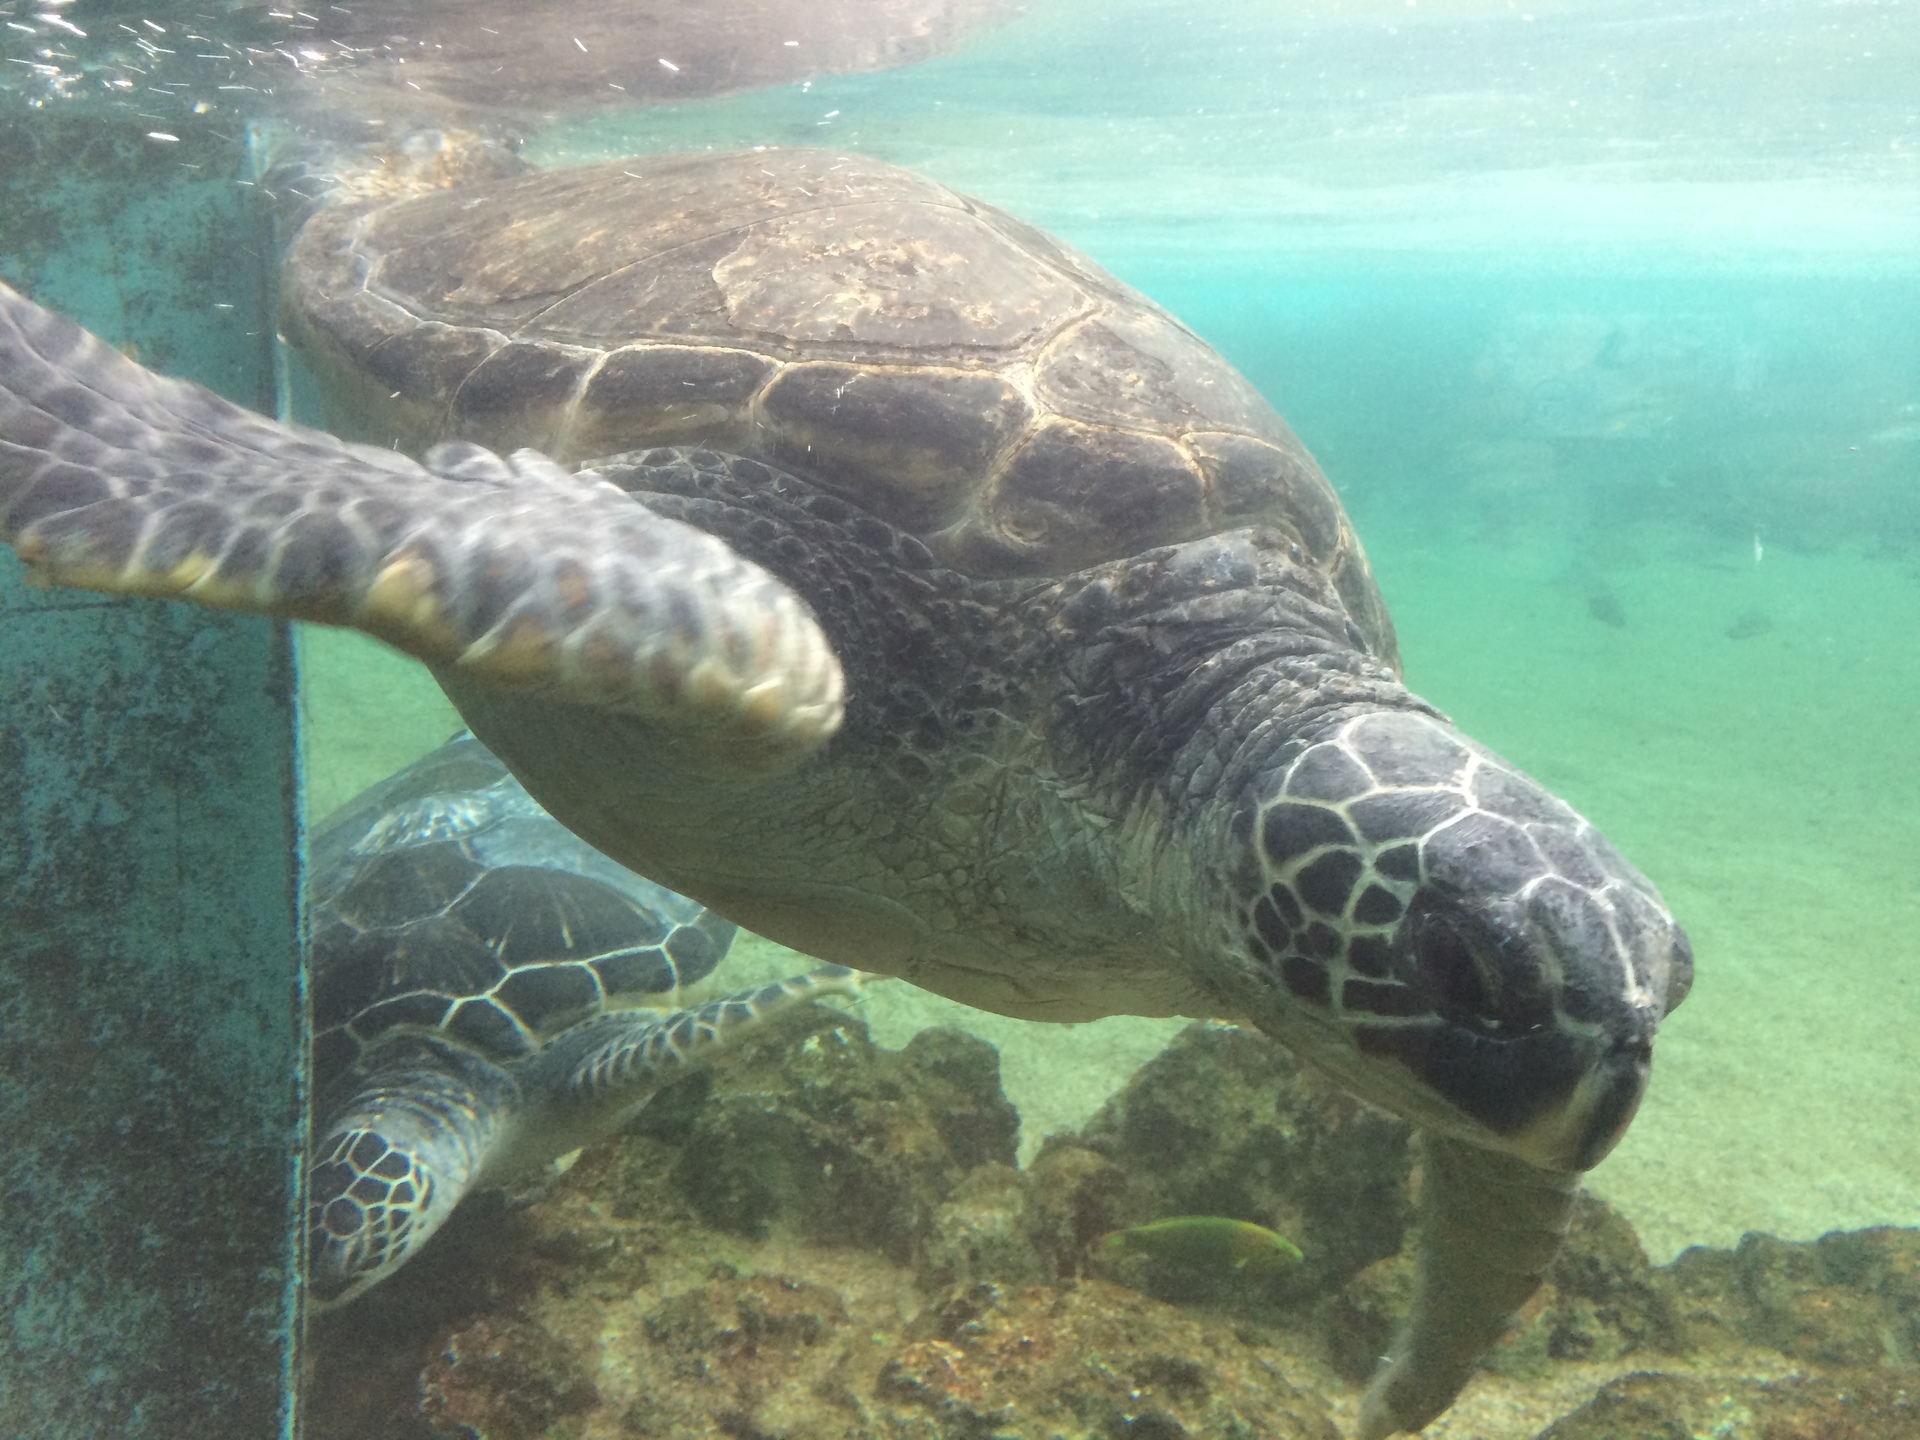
[306,1122,461,1309]
[1229,709,1691,1173]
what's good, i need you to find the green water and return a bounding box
[6,0,1916,1274]
[1175,269,1920,1257]
[277,0,1920,1264]
[300,268,1920,1259]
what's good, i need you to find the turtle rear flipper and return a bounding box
[501,965,866,1165]
[0,281,842,770]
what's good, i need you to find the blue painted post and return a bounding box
[0,574,307,1437]
[0,120,306,1438]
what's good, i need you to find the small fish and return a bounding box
[1096,1217,1303,1276]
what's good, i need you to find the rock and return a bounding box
[419,1312,597,1439]
[876,1281,1342,1440]
[1734,1370,1920,1440]
[511,1261,885,1440]
[919,1162,1052,1294]
[302,990,1920,1440]
[1540,1191,1674,1361]
[1325,1251,1415,1383]
[666,1014,1021,1263]
[1538,1368,1920,1440]
[1022,1143,1134,1282]
[411,1269,1347,1438]
[1052,1022,1413,1302]
[1664,1227,1920,1367]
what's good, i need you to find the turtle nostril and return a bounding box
[1663,925,1695,1015]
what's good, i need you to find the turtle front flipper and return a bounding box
[0,281,842,769]
[1358,1136,1578,1439]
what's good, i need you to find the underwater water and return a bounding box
[2,0,1917,1435]
[299,0,1920,1262]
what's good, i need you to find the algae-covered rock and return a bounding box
[412,1271,1342,1439]
[419,1312,598,1439]
[629,1270,864,1437]
[667,1016,1021,1262]
[1051,1022,1413,1301]
[1537,1191,1674,1363]
[1022,1142,1135,1281]
[1537,1368,1920,1440]
[920,1162,1053,1294]
[1324,1249,1415,1383]
[301,989,1920,1440]
[1663,1226,1920,1367]
[876,1281,1341,1440]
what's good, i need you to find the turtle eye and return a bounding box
[1405,900,1549,1036]
[1411,908,1496,1023]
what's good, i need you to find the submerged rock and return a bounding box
[1537,1369,1920,1440]
[1663,1227,1920,1368]
[303,1005,1920,1440]
[1050,1022,1414,1303]
[419,1313,598,1438]
[877,1282,1339,1440]
[920,1162,1054,1294]
[658,1016,1021,1264]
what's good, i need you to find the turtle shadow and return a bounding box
[1724,607,1775,641]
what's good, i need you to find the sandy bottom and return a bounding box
[297,528,1920,1264]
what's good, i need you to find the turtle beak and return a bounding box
[1527,908,1691,1173]
[1507,1023,1654,1173]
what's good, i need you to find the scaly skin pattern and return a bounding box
[308,1035,514,1308]
[308,967,860,1307]
[0,283,1691,1429]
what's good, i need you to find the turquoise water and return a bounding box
[1162,264,1920,1255]
[512,0,1920,1258]
[3,0,1918,1430]
[6,0,1914,1257]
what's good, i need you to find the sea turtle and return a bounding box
[0,147,1691,1436]
[306,728,858,1307]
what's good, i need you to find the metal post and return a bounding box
[0,117,306,1439]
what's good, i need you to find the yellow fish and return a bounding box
[1096,1216,1303,1276]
